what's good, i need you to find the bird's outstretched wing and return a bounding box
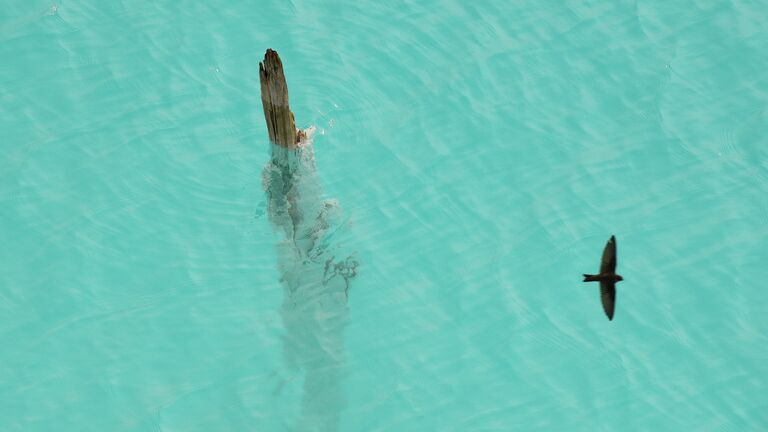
[600,235,617,274]
[600,281,616,320]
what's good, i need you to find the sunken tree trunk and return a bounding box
[259,48,357,432]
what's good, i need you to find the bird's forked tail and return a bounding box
[583,274,599,282]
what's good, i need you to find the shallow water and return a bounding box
[1,1,767,431]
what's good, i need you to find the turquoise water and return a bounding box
[2,1,767,430]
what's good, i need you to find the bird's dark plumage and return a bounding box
[600,281,616,320]
[600,235,616,274]
[583,235,622,321]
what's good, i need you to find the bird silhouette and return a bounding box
[583,235,623,320]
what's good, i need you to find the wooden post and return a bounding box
[259,48,356,431]
[259,48,301,149]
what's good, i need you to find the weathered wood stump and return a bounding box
[259,48,356,432]
[259,48,300,149]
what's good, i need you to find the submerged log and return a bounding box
[258,48,357,432]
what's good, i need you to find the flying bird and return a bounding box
[583,235,623,320]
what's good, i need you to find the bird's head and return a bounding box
[617,275,624,282]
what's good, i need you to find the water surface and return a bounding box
[1,1,766,430]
